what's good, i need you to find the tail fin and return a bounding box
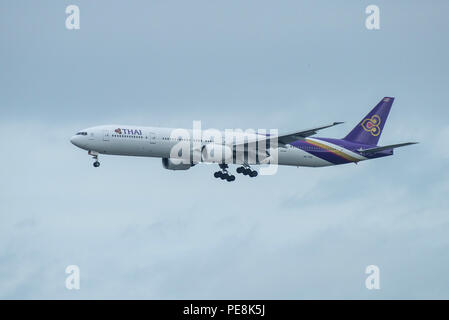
[343,97,394,146]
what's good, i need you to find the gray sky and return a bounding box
[1,0,448,299]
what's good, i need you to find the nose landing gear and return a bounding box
[89,151,100,168]
[236,165,258,177]
[214,164,235,182]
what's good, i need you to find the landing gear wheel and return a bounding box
[215,164,236,181]
[237,165,258,178]
[93,161,100,168]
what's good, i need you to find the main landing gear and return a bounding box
[236,165,258,177]
[89,151,100,168]
[214,164,236,182]
[213,164,259,181]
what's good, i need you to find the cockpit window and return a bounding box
[76,132,88,136]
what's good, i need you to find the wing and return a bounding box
[232,122,344,147]
[276,122,344,144]
[357,142,418,155]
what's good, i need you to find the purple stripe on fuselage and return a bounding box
[291,140,349,164]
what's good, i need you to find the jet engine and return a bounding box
[162,158,194,170]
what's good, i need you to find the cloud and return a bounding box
[0,118,448,299]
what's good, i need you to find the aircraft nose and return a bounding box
[70,135,81,147]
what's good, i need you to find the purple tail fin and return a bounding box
[344,97,394,146]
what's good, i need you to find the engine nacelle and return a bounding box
[162,158,194,170]
[201,144,233,163]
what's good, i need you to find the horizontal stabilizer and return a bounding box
[358,142,418,155]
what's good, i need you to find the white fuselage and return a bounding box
[70,125,362,168]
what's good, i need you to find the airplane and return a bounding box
[70,97,417,182]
